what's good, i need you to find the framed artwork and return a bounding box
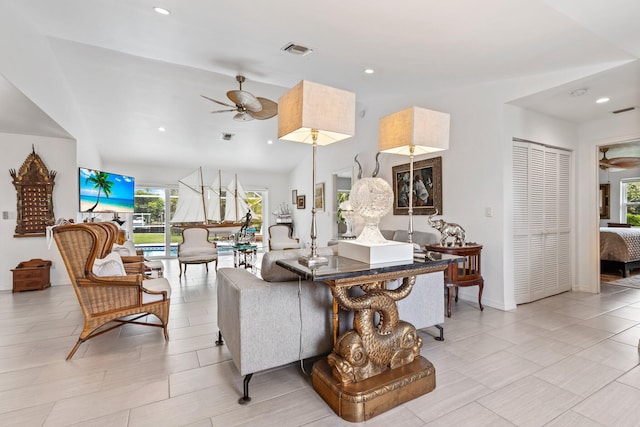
[600,183,610,219]
[315,182,325,211]
[292,189,298,204]
[296,195,306,209]
[392,156,442,215]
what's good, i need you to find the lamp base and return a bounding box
[299,255,329,268]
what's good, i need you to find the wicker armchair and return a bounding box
[89,222,146,275]
[53,223,171,360]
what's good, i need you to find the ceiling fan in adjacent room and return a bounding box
[201,75,278,122]
[599,147,640,170]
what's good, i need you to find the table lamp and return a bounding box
[278,80,356,267]
[379,107,450,243]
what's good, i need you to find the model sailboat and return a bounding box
[171,168,254,234]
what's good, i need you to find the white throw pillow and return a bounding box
[93,252,126,277]
[112,240,137,256]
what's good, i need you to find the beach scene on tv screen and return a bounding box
[79,168,135,213]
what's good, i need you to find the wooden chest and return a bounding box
[12,258,52,292]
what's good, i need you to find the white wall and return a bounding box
[0,2,101,169]
[0,133,77,291]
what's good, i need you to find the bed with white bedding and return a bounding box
[600,227,640,277]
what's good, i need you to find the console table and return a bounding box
[277,253,459,422]
[424,244,484,317]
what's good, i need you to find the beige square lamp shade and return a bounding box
[278,80,356,146]
[379,106,450,155]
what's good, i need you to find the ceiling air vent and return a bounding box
[612,106,636,114]
[220,132,234,141]
[281,43,313,57]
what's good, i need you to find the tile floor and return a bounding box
[1,255,639,426]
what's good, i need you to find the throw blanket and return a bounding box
[600,227,640,262]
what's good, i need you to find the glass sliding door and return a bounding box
[134,185,267,254]
[134,187,179,258]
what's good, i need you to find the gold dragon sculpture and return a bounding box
[327,276,423,384]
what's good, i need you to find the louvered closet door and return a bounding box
[513,141,572,304]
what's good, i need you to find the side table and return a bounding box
[233,244,258,270]
[424,244,484,317]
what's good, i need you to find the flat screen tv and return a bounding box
[79,167,135,213]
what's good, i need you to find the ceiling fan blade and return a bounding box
[233,112,254,122]
[227,90,263,112]
[607,157,640,168]
[210,108,238,114]
[247,97,278,120]
[201,95,236,108]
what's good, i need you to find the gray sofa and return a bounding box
[380,229,439,248]
[216,244,444,403]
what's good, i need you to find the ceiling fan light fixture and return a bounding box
[281,43,313,57]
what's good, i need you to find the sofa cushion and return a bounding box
[179,246,217,257]
[141,277,172,302]
[261,246,337,282]
[389,230,437,248]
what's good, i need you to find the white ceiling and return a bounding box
[3,0,640,172]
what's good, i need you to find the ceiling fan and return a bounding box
[599,147,640,170]
[201,75,278,122]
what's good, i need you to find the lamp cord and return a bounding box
[298,278,310,376]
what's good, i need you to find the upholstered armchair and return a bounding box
[53,223,171,360]
[268,224,301,251]
[177,226,218,276]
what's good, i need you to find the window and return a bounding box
[134,186,267,256]
[622,180,640,225]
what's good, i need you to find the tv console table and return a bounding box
[277,253,459,422]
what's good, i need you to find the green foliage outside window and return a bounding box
[624,182,640,226]
[336,192,350,223]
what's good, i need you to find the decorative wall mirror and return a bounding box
[600,183,610,219]
[9,146,56,237]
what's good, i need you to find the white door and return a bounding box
[513,141,572,304]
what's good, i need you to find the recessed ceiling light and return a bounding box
[570,88,588,97]
[153,7,170,15]
[267,140,273,145]
[596,97,610,104]
[364,68,375,74]
[158,127,166,132]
